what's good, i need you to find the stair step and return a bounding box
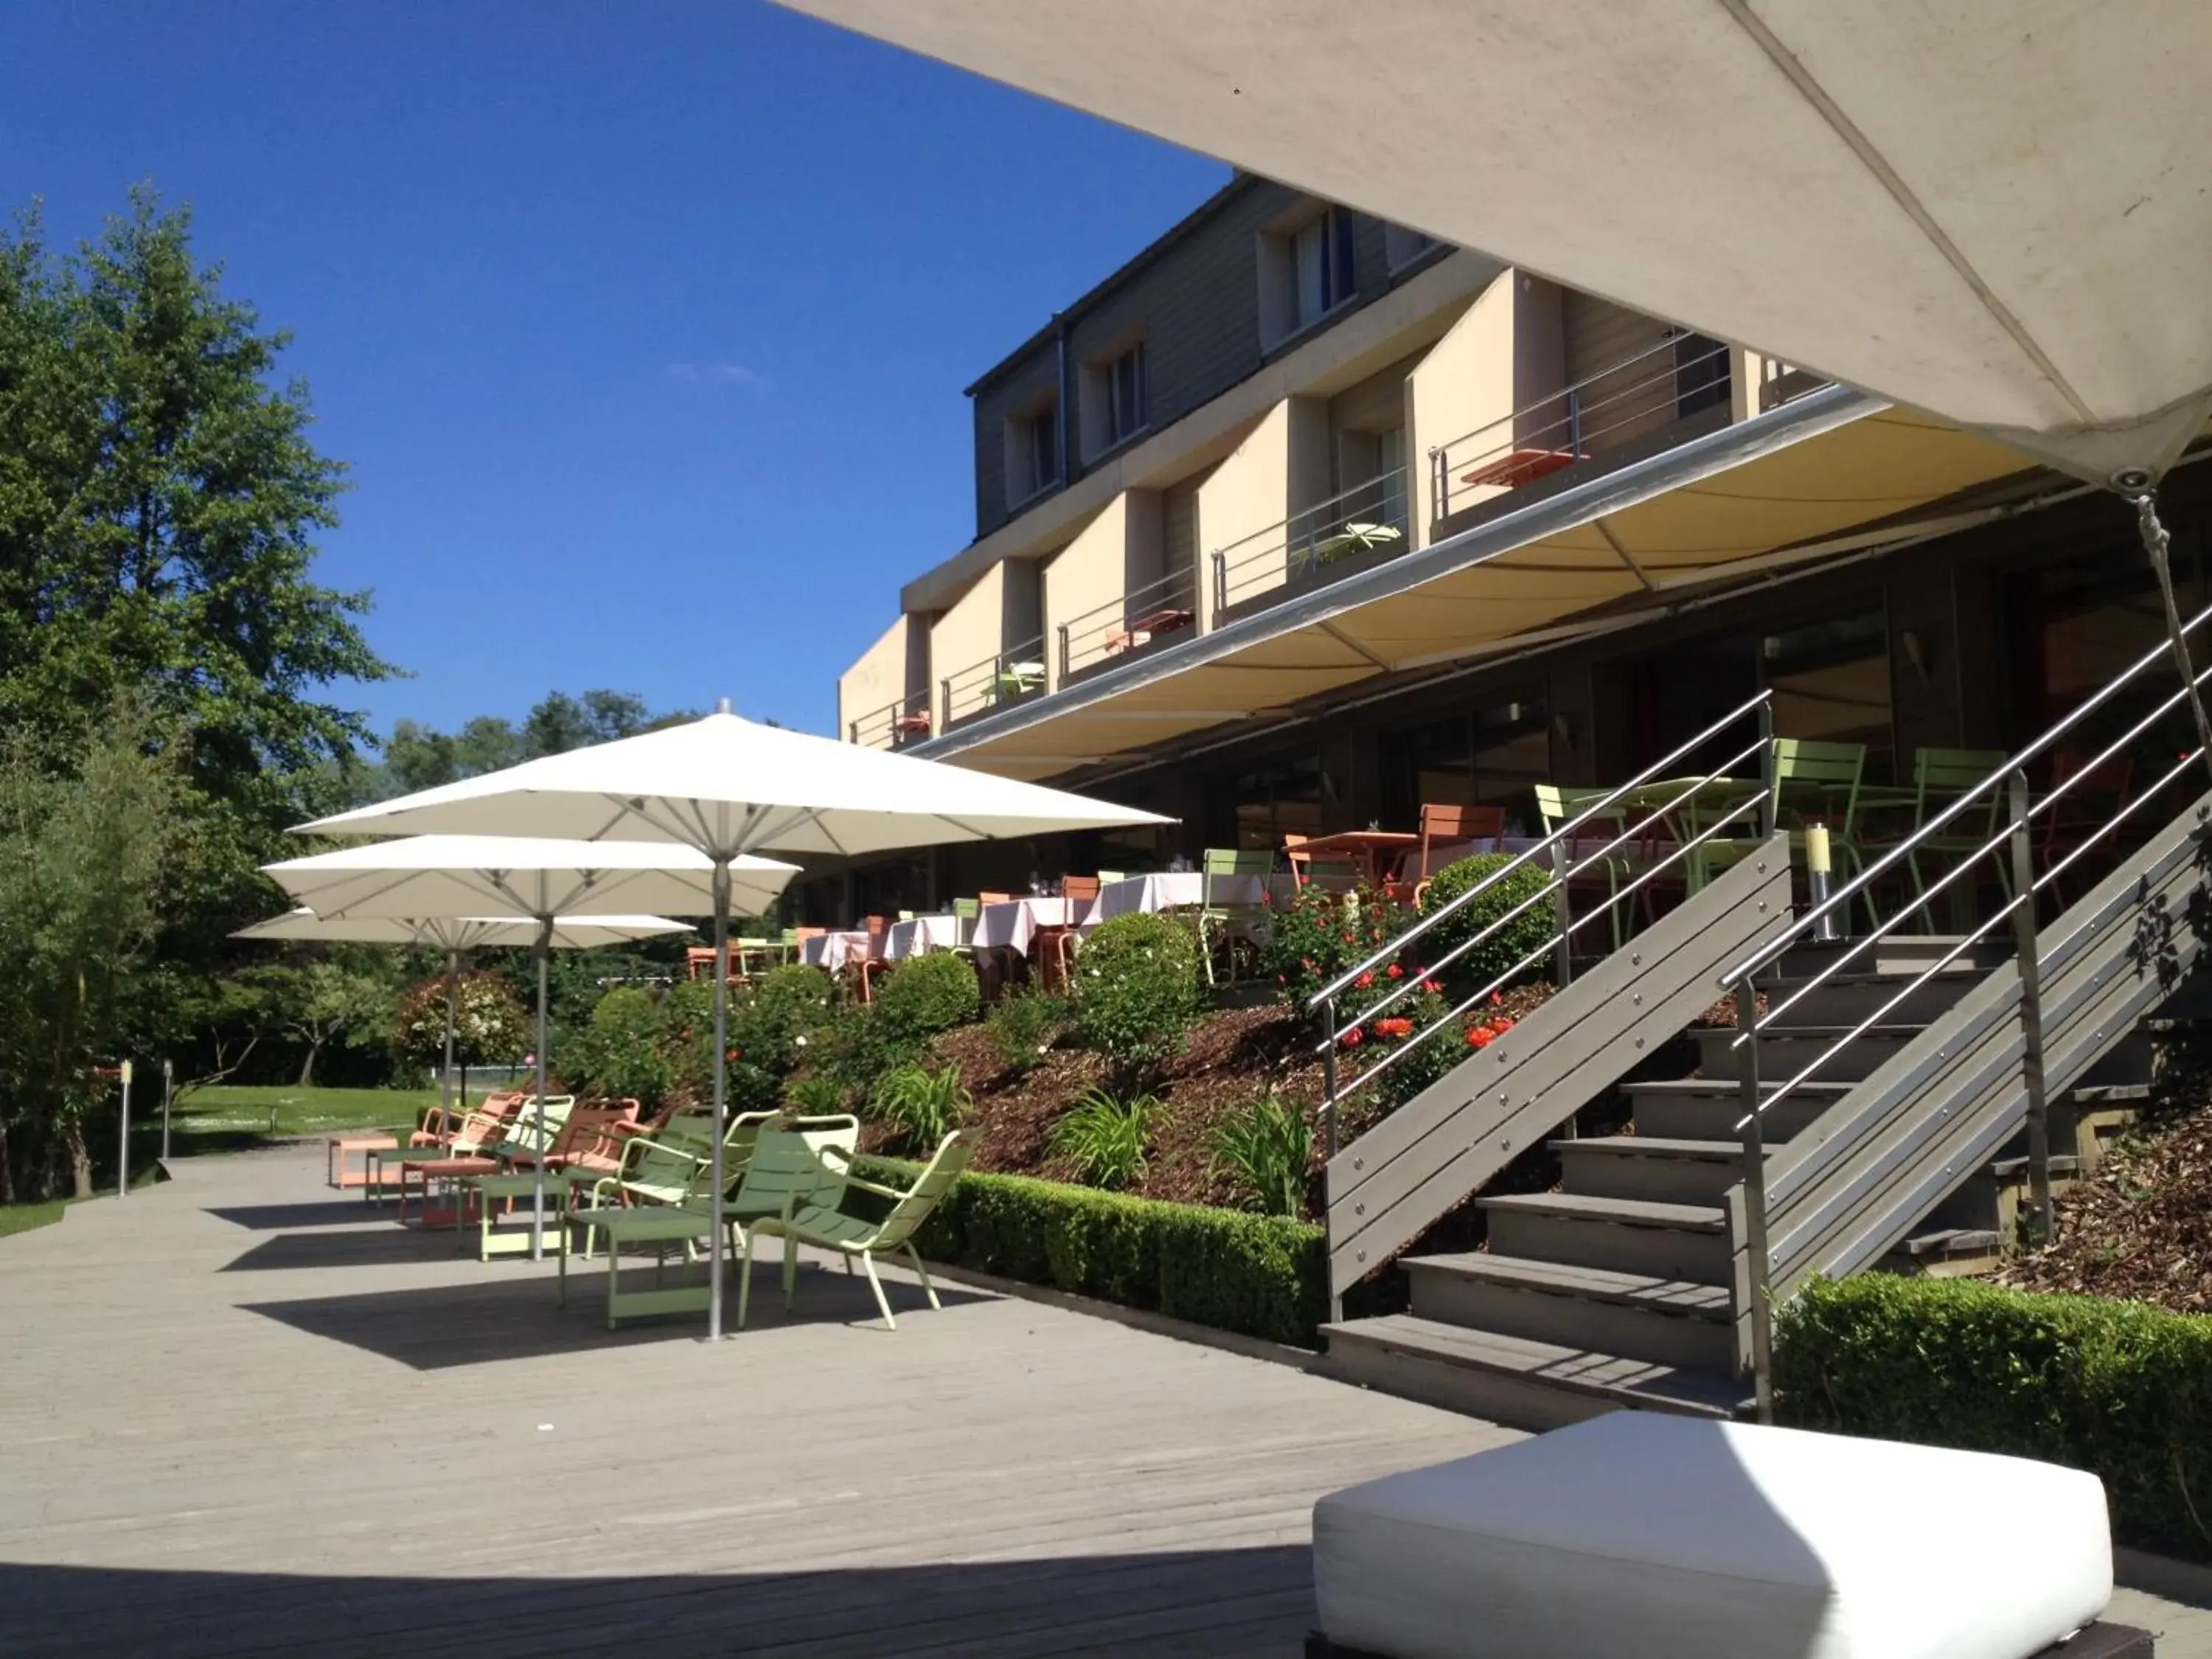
[1621,1078,1847,1141]
[1691,1024,1921,1081]
[1554,1135,1749,1204]
[1759,970,1983,1027]
[1405,1253,1736,1372]
[1322,1312,1745,1430]
[1774,936,2011,978]
[1478,1192,1731,1281]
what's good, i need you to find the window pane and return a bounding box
[1762,610,1891,777]
[1293,220,1326,325]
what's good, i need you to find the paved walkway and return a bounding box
[1,1144,2206,1657]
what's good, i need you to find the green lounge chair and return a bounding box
[560,1114,859,1329]
[738,1130,976,1331]
[1193,847,1275,985]
[460,1103,636,1259]
[566,1108,773,1257]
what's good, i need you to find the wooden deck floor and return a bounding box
[3,1144,2208,1658]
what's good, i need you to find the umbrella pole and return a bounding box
[708,859,732,1340]
[530,918,552,1260]
[439,950,459,1125]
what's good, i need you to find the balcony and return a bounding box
[1055,566,1200,684]
[939,635,1048,729]
[1209,465,1412,619]
[848,689,935,751]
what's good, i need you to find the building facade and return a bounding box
[823,175,2210,921]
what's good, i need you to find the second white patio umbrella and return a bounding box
[262,836,799,1258]
[293,705,1173,1337]
[234,909,693,1127]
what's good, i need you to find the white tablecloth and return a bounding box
[970,896,1092,955]
[1091,871,1268,920]
[885,914,964,959]
[1413,835,1548,874]
[800,930,877,973]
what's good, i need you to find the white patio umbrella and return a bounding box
[232,909,692,1127]
[293,706,1173,1336]
[262,835,800,1259]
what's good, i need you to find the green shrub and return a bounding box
[872,951,981,1048]
[728,964,835,1074]
[987,988,1068,1074]
[809,1001,909,1099]
[1775,1275,2212,1563]
[1049,1086,1153,1189]
[557,986,676,1106]
[869,1062,970,1151]
[849,1158,1328,1346]
[1207,1089,1313,1217]
[1418,853,1556,992]
[1258,880,1412,1014]
[1074,912,1202,1074]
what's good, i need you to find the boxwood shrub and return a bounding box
[871,950,981,1049]
[1775,1274,2212,1563]
[852,1158,1327,1346]
[1418,852,1557,992]
[1074,912,1203,1075]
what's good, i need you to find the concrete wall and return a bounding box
[1407,271,1520,542]
[1040,497,1127,687]
[930,563,1009,726]
[837,616,914,744]
[1197,399,1294,625]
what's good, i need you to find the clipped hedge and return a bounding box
[1418,852,1555,991]
[853,1158,1327,1347]
[1775,1275,2212,1563]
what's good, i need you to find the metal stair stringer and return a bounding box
[1326,832,1792,1302]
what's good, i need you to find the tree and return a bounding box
[279,956,398,1086]
[0,705,183,1200]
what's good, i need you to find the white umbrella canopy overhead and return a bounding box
[292,708,1172,1337]
[294,710,1172,855]
[260,835,799,1263]
[779,0,2212,487]
[262,835,799,922]
[233,909,694,952]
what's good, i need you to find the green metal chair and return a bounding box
[560,1114,859,1329]
[1767,738,1871,929]
[1907,747,2010,928]
[739,1130,977,1330]
[1193,847,1276,985]
[1534,784,1636,947]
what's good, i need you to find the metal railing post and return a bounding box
[938,675,950,728]
[1757,699,1778,838]
[1735,978,1775,1425]
[1430,445,1447,523]
[1057,622,1071,684]
[1551,839,1575,987]
[2008,767,2056,1246]
[1321,994,1340,1164]
[1567,388,1584,458]
[1211,550,1226,620]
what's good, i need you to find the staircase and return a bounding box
[1310,627,2212,1429]
[1321,938,2028,1426]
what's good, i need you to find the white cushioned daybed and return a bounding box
[1312,1412,2120,1659]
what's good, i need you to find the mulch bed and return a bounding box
[1997,1096,2212,1313]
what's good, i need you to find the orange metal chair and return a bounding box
[1409,802,1508,903]
[1034,875,1101,990]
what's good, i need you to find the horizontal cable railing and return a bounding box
[1308,689,1776,1147]
[938,635,1047,728]
[1722,594,2212,1421]
[1056,565,1200,681]
[1210,465,1411,616]
[846,689,933,750]
[1431,333,1739,521]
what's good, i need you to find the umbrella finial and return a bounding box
[715,697,734,715]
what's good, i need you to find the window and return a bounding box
[1004,398,1060,508]
[1260,206,1358,347]
[1373,425,1408,536]
[1384,223,1441,271]
[1106,342,1146,446]
[1762,610,1893,777]
[1079,339,1149,460]
[1381,695,1549,830]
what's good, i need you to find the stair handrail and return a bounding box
[1309,688,1775,1011]
[1724,592,2212,1423]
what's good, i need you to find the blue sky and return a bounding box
[1,1,1226,740]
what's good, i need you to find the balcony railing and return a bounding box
[1056,566,1200,682]
[1429,332,1738,521]
[939,636,1048,727]
[847,689,934,751]
[1210,465,1411,617]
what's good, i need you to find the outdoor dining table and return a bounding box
[801,929,879,974]
[1089,870,1267,921]
[970,894,1094,956]
[885,913,964,959]
[1293,829,1422,884]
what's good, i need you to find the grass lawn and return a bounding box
[0,1199,66,1240]
[169,1083,448,1141]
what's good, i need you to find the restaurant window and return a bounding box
[1227,753,1326,851]
[1004,398,1060,508]
[1761,608,1893,780]
[1261,206,1357,347]
[1381,694,1548,831]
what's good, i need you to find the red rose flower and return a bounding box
[1373,1017,1413,1038]
[1465,1026,1495,1048]
[1492,1018,1514,1034]
[1386,963,1404,980]
[1339,1026,1364,1048]
[1355,972,1375,990]
[1422,978,1442,994]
